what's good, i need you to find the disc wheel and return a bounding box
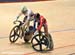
[31,34,50,52]
[9,26,20,43]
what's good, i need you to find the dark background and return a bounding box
[0,0,49,2]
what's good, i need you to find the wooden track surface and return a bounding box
[0,0,75,55]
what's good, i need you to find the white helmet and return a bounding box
[21,6,27,13]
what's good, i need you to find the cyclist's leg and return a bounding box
[25,21,32,43]
[43,23,50,49]
[22,16,27,31]
[26,21,30,31]
[22,16,30,31]
[43,23,49,37]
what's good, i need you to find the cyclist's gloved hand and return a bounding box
[14,16,19,23]
[17,16,19,19]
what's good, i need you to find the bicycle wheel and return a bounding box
[24,26,33,43]
[31,33,50,52]
[9,26,20,43]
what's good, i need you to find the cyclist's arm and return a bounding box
[23,12,30,26]
[16,12,22,20]
[23,9,32,26]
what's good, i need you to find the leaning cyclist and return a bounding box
[15,6,34,31]
[33,13,50,49]
[14,6,34,43]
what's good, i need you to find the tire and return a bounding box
[9,26,20,43]
[48,34,54,51]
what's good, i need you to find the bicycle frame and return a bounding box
[14,20,27,39]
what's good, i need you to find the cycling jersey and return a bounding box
[34,15,47,31]
[23,8,34,24]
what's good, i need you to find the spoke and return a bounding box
[41,36,44,40]
[39,43,42,51]
[41,42,45,45]
[10,34,15,37]
[13,35,15,41]
[13,34,19,41]
[15,34,19,37]
[35,37,40,43]
[41,42,48,47]
[14,29,16,34]
[33,43,39,46]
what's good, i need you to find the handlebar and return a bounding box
[13,20,23,25]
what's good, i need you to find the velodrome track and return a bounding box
[0,0,75,55]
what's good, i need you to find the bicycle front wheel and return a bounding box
[31,33,50,52]
[9,26,20,43]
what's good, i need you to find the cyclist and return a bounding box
[15,6,34,31]
[14,6,34,43]
[34,13,50,49]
